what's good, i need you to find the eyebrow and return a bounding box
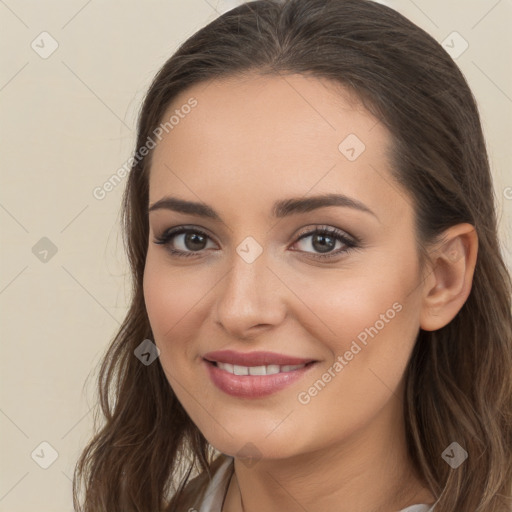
[148,193,379,221]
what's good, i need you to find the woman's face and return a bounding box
[143,73,426,461]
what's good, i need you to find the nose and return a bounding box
[213,251,287,339]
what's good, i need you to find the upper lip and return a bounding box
[203,350,316,366]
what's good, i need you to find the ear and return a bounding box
[419,223,478,332]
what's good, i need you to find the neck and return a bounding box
[222,385,435,512]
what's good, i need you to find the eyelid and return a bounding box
[154,224,216,244]
[294,224,359,244]
[154,223,358,243]
[153,224,361,260]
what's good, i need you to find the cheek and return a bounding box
[142,257,211,421]
[288,268,421,444]
[292,256,421,388]
[142,252,216,364]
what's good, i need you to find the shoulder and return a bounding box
[166,453,234,511]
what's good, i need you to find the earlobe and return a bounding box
[419,223,478,332]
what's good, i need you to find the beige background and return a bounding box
[1,0,511,510]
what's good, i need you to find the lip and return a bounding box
[202,350,316,366]
[203,358,318,398]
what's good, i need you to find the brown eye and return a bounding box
[292,226,358,260]
[153,227,216,258]
[153,225,360,261]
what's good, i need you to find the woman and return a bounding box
[73,1,512,511]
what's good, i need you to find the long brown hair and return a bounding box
[73,1,512,510]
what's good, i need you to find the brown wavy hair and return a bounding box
[72,0,512,510]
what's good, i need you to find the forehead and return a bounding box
[153,72,382,158]
[148,73,403,223]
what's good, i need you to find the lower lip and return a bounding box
[203,359,318,398]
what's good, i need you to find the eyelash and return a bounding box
[153,225,360,261]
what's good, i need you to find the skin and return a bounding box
[143,73,478,512]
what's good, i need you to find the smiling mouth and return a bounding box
[203,358,318,398]
[207,360,316,376]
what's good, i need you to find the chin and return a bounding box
[204,431,289,460]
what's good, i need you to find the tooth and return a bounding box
[217,362,234,373]
[215,362,307,376]
[233,364,249,375]
[265,364,281,375]
[249,365,267,376]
